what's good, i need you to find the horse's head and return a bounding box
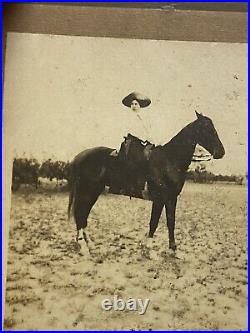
[195,111,225,159]
[118,133,150,167]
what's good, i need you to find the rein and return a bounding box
[192,154,212,162]
[141,140,212,163]
[125,137,213,163]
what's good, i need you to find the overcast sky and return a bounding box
[4,33,247,175]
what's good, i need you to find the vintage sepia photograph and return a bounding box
[3,29,247,330]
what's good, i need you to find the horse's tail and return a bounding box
[68,185,74,221]
[67,164,76,221]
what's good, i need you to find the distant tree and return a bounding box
[39,159,56,181]
[62,161,71,181]
[39,159,70,184]
[12,157,40,191]
[191,163,213,183]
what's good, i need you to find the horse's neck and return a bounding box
[164,121,198,170]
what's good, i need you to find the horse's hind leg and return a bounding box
[74,187,103,243]
[74,194,86,241]
[148,201,164,238]
[74,196,94,242]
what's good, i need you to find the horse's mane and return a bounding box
[164,120,197,148]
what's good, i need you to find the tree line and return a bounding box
[11,157,247,191]
[186,164,247,185]
[12,157,70,191]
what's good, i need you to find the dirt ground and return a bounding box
[3,182,248,330]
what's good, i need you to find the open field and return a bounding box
[3,182,248,330]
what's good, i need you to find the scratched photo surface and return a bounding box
[3,33,247,330]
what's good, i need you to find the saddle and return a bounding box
[109,134,155,199]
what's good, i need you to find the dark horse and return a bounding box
[68,112,225,251]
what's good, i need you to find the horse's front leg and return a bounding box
[165,197,177,251]
[148,201,164,237]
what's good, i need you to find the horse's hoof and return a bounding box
[75,243,81,252]
[145,237,153,249]
[169,244,177,251]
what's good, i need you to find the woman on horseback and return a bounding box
[121,91,152,143]
[115,92,154,197]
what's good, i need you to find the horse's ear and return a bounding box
[195,111,203,119]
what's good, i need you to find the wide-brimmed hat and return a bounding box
[122,92,151,108]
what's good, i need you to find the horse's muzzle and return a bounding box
[213,146,225,159]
